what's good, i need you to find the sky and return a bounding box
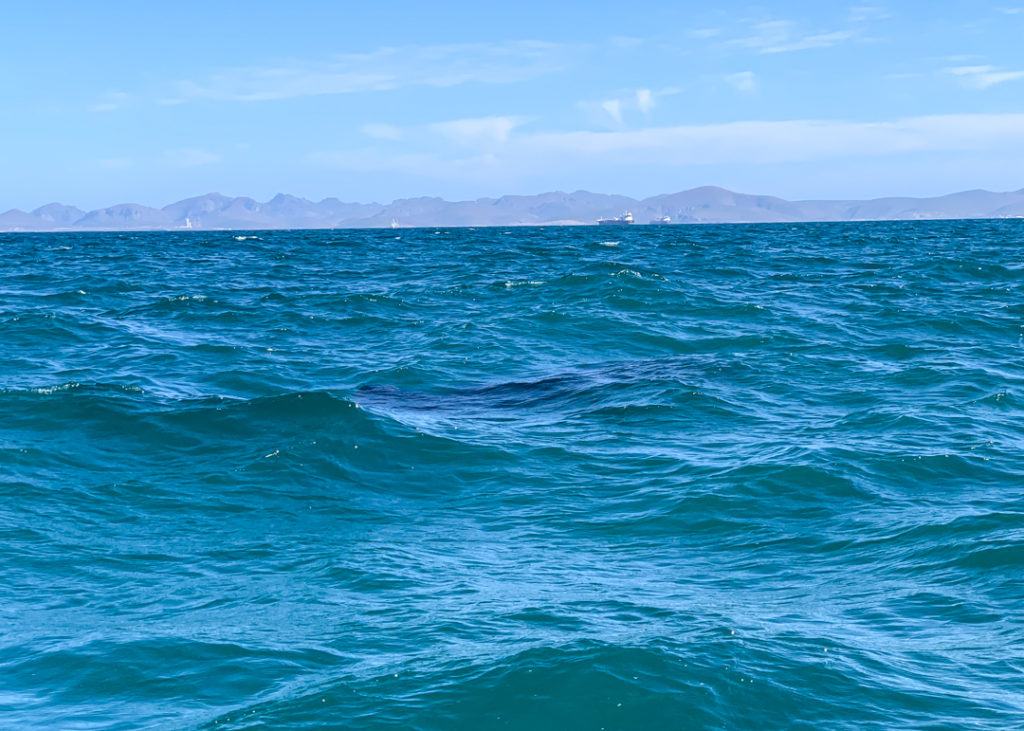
[3,0,1024,210]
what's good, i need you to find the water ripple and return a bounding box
[1,221,1023,729]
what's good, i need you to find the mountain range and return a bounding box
[2,186,1024,232]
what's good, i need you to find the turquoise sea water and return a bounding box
[2,221,1023,730]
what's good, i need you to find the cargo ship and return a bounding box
[597,211,634,225]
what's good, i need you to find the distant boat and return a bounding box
[390,218,400,229]
[183,217,193,229]
[649,215,672,225]
[597,211,634,226]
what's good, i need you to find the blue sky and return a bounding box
[3,1,1024,209]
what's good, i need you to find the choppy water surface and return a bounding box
[2,221,1023,730]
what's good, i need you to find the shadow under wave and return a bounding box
[203,635,1021,730]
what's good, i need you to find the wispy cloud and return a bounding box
[848,6,890,22]
[164,148,222,168]
[362,123,404,141]
[168,41,572,103]
[601,99,623,124]
[430,116,529,146]
[729,20,859,53]
[636,89,654,115]
[309,113,1024,179]
[725,71,757,92]
[96,157,134,170]
[306,148,503,184]
[89,90,131,112]
[527,114,1024,163]
[610,36,646,48]
[947,65,1024,89]
[945,54,985,63]
[688,28,722,39]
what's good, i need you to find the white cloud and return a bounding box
[947,65,1024,89]
[171,41,572,102]
[636,88,654,114]
[164,148,222,168]
[362,123,404,140]
[587,87,669,125]
[725,71,757,92]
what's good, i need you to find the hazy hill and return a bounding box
[0,203,87,231]
[795,188,1024,221]
[32,203,86,227]
[2,186,1023,232]
[74,204,172,230]
[641,186,806,223]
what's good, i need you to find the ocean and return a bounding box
[1,221,1022,730]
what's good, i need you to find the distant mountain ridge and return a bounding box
[2,186,1024,232]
